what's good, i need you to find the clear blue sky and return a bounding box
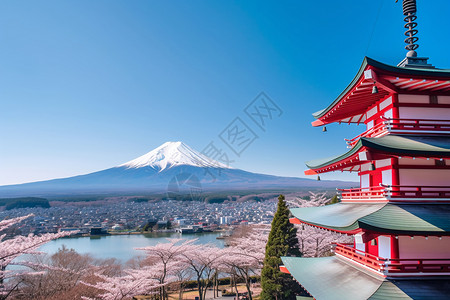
[1,0,449,185]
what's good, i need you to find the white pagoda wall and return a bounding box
[398,107,450,120]
[397,94,450,120]
[439,96,450,104]
[398,94,450,105]
[378,236,391,259]
[358,159,393,187]
[381,170,392,186]
[360,174,370,188]
[354,233,365,253]
[399,169,450,186]
[365,96,393,130]
[398,236,450,259]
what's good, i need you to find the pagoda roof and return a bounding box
[312,57,450,127]
[290,203,450,235]
[281,256,450,300]
[305,135,450,173]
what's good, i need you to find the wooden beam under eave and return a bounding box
[349,115,361,123]
[356,113,365,125]
[355,85,372,91]
[401,80,427,90]
[429,81,450,91]
[346,95,386,104]
[365,69,398,94]
[395,79,421,87]
[375,78,398,94]
[410,80,439,91]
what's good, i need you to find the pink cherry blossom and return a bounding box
[0,214,76,298]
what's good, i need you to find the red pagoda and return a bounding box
[280,1,450,299]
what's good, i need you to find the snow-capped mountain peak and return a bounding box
[118,141,232,171]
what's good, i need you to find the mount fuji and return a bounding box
[0,142,353,197]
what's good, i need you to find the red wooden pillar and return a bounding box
[390,235,399,259]
[392,157,400,195]
[392,93,400,119]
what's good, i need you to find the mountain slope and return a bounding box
[0,142,355,197]
[119,141,231,170]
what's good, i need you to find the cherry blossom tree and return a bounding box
[136,238,196,300]
[0,214,75,299]
[296,224,351,257]
[81,266,164,300]
[286,191,331,208]
[13,245,123,300]
[82,239,211,300]
[181,244,224,300]
[224,226,269,300]
[172,261,194,300]
[287,192,352,257]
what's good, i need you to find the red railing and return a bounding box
[382,185,450,199]
[345,122,387,147]
[338,185,450,202]
[334,243,384,271]
[345,117,450,148]
[386,259,450,274]
[334,243,450,275]
[337,186,386,201]
[384,117,450,133]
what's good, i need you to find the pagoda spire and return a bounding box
[400,0,419,55]
[396,0,434,68]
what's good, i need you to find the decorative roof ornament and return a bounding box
[400,0,419,55]
[396,0,434,69]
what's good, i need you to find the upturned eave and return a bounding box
[312,57,450,127]
[290,203,450,235]
[304,135,450,174]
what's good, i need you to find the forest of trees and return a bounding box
[0,197,50,210]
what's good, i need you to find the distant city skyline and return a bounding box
[1,0,449,185]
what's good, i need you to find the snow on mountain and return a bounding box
[118,141,231,171]
[0,141,356,197]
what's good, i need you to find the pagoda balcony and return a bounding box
[345,122,388,148]
[338,185,450,203]
[334,243,450,277]
[345,118,450,148]
[337,186,386,202]
[385,185,450,200]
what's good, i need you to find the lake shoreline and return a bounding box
[39,231,225,263]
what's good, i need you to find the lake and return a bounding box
[38,232,225,263]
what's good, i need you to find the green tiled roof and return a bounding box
[282,256,383,300]
[290,203,450,234]
[304,141,362,170]
[313,57,450,119]
[362,135,450,157]
[360,204,450,234]
[368,280,450,300]
[290,203,385,231]
[282,256,450,300]
[305,135,450,170]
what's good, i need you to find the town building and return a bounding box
[281,1,450,299]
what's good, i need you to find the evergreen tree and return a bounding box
[260,195,302,300]
[327,194,340,205]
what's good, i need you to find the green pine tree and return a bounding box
[327,194,340,205]
[260,195,302,300]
